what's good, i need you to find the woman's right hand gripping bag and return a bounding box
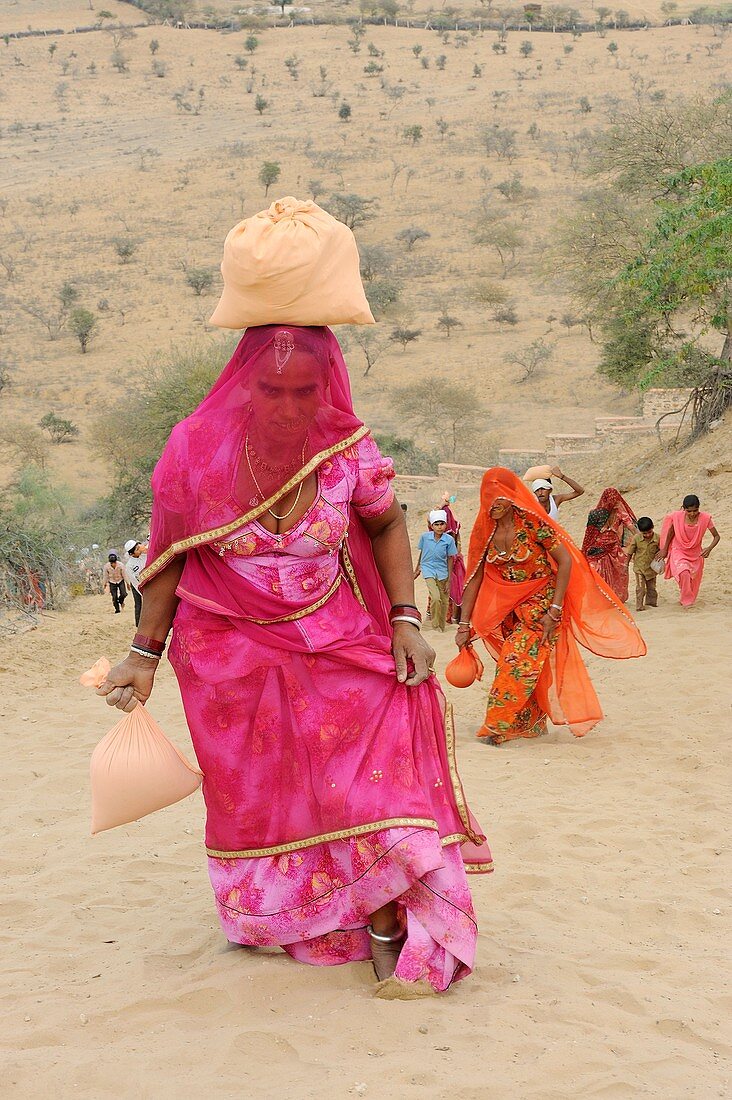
[80,658,202,836]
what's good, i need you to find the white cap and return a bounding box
[124,539,139,554]
[429,509,448,524]
[531,479,553,492]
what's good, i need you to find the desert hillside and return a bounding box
[2,1,730,514]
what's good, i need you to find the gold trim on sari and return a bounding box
[206,817,439,859]
[340,539,367,610]
[443,702,485,847]
[206,819,493,873]
[140,425,370,585]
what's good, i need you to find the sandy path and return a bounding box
[1,588,729,1098]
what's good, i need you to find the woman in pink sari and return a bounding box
[96,324,491,995]
[581,488,638,603]
[440,493,466,623]
[659,494,720,607]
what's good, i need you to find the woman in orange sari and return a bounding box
[457,469,646,746]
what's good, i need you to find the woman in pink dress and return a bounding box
[659,494,720,607]
[96,325,492,995]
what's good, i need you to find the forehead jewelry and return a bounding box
[273,330,295,373]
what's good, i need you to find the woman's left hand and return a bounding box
[540,612,560,645]
[701,547,712,559]
[392,621,435,687]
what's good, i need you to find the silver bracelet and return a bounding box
[550,604,563,611]
[130,645,161,660]
[457,621,471,627]
[391,615,421,630]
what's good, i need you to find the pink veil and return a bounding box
[140,325,391,632]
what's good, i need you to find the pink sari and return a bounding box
[443,503,466,608]
[660,509,713,606]
[141,326,491,991]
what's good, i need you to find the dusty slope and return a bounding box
[2,418,730,1099]
[2,577,729,1098]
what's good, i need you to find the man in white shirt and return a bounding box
[124,539,148,626]
[532,466,585,522]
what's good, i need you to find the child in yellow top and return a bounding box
[625,517,661,611]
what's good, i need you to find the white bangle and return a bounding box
[130,645,161,661]
[391,615,421,630]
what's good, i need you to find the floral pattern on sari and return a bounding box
[479,512,557,744]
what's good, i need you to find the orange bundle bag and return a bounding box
[445,644,484,689]
[80,658,203,835]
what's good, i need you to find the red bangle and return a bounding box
[133,632,166,654]
[389,605,422,623]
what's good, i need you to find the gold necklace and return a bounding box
[245,432,308,522]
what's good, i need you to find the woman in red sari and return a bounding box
[457,468,645,746]
[581,488,638,603]
[96,323,491,994]
[659,494,720,606]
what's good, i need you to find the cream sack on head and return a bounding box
[209,197,375,329]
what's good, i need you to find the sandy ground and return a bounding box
[2,571,729,1098]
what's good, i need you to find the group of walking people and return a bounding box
[90,196,719,1000]
[102,541,147,623]
[580,489,719,611]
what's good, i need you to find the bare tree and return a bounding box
[347,328,391,376]
[474,217,524,278]
[394,379,485,461]
[395,227,431,252]
[505,338,554,382]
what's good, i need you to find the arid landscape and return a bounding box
[1,1,730,1097]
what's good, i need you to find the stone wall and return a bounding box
[642,388,692,425]
[496,449,547,474]
[392,474,438,498]
[437,462,489,485]
[545,433,601,456]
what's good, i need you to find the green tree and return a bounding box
[609,160,732,421]
[402,124,423,145]
[338,102,352,122]
[371,432,437,476]
[68,308,98,353]
[94,339,235,528]
[111,236,137,263]
[185,268,215,296]
[245,35,259,53]
[436,311,462,338]
[258,161,281,196]
[39,411,80,442]
[327,192,378,230]
[254,94,268,115]
[390,327,422,349]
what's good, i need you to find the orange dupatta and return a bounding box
[466,468,646,737]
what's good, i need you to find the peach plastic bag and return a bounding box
[80,658,203,835]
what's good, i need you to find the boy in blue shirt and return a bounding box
[414,510,457,631]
